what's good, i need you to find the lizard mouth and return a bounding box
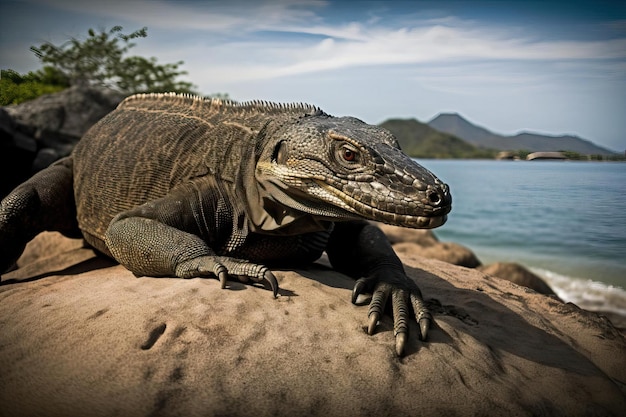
[313,180,448,229]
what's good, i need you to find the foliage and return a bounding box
[380,118,497,159]
[507,149,531,160]
[29,25,197,94]
[560,150,584,160]
[558,150,624,161]
[588,153,625,161]
[0,67,69,105]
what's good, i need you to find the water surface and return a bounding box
[417,159,626,315]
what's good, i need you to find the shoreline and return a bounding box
[460,246,626,323]
[431,235,626,324]
[457,246,626,332]
[531,266,626,330]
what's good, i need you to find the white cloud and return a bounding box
[31,0,327,32]
[179,23,626,84]
[25,0,626,83]
[8,0,626,150]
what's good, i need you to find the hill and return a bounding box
[379,118,495,159]
[428,113,616,156]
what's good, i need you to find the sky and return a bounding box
[1,0,625,152]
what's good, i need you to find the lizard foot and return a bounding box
[353,276,432,356]
[175,256,279,297]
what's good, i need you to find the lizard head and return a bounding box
[256,115,452,229]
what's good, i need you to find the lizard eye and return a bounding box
[339,145,359,163]
[332,140,364,170]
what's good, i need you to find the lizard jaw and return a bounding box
[312,180,448,229]
[257,162,449,229]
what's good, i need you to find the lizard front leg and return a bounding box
[326,220,432,356]
[103,184,278,296]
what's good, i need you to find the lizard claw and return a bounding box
[264,270,279,298]
[419,318,430,341]
[367,312,379,335]
[211,264,228,289]
[352,277,368,304]
[218,270,228,289]
[395,332,407,357]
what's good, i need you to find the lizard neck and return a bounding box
[238,120,335,236]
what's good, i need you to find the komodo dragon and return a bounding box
[0,93,452,356]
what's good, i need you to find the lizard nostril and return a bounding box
[428,191,442,206]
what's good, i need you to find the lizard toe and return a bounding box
[392,288,410,356]
[366,282,392,335]
[410,292,432,341]
[359,274,432,355]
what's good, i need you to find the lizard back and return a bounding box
[72,93,327,243]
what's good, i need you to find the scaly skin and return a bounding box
[0,93,452,356]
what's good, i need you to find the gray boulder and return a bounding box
[1,86,124,197]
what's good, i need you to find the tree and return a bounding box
[29,25,196,94]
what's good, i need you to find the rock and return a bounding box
[496,151,516,160]
[1,232,624,416]
[374,222,440,246]
[393,241,482,269]
[479,262,557,296]
[1,86,124,198]
[0,108,35,197]
[4,86,124,139]
[374,223,482,268]
[598,311,626,334]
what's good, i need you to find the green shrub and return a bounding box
[0,68,69,105]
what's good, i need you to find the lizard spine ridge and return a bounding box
[120,92,328,117]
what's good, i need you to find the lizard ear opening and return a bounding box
[272,140,288,164]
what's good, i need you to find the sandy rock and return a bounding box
[375,223,481,268]
[374,222,439,246]
[600,311,626,334]
[479,262,557,296]
[1,233,625,417]
[393,241,482,268]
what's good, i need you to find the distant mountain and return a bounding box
[379,118,494,158]
[426,113,497,145]
[428,113,616,156]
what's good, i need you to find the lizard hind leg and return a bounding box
[0,157,79,273]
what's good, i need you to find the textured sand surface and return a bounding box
[1,232,625,417]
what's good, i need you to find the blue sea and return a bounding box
[416,159,626,316]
